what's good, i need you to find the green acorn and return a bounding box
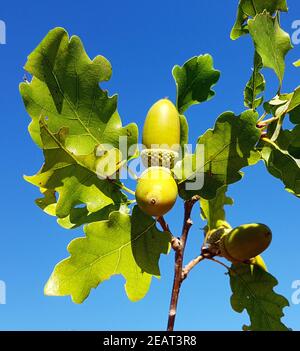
[141,99,180,168]
[219,223,272,263]
[135,166,178,217]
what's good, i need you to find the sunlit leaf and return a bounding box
[248,12,292,85]
[244,52,265,109]
[174,110,261,200]
[173,55,220,114]
[45,206,171,303]
[200,186,233,230]
[231,0,288,40]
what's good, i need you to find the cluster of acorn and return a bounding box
[135,99,272,269]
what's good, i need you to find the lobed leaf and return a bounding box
[231,0,288,40]
[21,27,138,224]
[174,110,261,200]
[244,52,266,109]
[45,206,171,303]
[200,186,233,230]
[20,27,137,154]
[229,263,289,331]
[261,128,300,197]
[172,55,220,114]
[248,12,292,85]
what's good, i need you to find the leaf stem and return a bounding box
[111,180,136,196]
[208,257,231,271]
[167,195,200,331]
[261,137,281,150]
[257,112,268,123]
[122,185,136,196]
[256,116,279,128]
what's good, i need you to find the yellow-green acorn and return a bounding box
[135,167,178,217]
[141,99,180,168]
[219,223,272,263]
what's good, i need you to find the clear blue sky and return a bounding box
[0,0,300,331]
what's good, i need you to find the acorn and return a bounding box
[135,166,178,217]
[141,99,180,169]
[219,223,272,263]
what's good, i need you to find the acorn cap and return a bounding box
[141,148,179,169]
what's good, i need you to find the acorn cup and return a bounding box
[141,99,180,169]
[219,223,272,264]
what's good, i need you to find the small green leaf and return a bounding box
[200,186,233,230]
[244,52,266,109]
[174,110,261,200]
[231,0,288,40]
[172,55,220,114]
[231,5,249,40]
[45,206,171,303]
[248,12,292,85]
[230,263,289,331]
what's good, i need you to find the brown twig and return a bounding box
[157,216,181,251]
[182,255,205,280]
[167,195,200,331]
[157,216,170,233]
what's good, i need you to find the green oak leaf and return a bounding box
[286,87,300,124]
[45,206,171,303]
[200,186,233,230]
[174,110,261,200]
[261,129,300,197]
[231,0,288,40]
[35,188,125,229]
[231,5,249,40]
[287,125,300,159]
[172,55,220,114]
[179,114,189,156]
[25,120,124,218]
[20,27,137,156]
[244,52,265,109]
[290,105,300,125]
[230,263,289,331]
[264,87,300,126]
[248,12,292,85]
